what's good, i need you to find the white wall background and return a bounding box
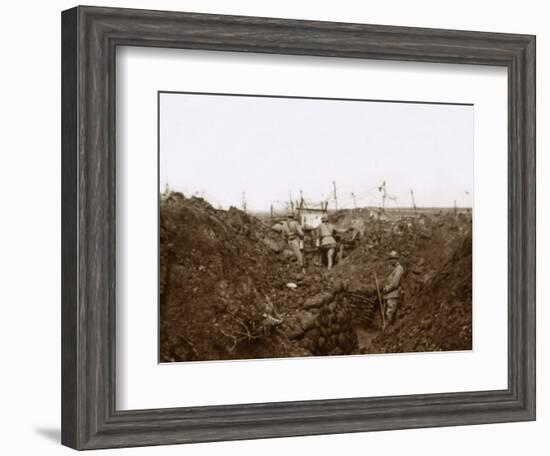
[0,1,546,454]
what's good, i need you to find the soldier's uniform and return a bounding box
[384,253,404,324]
[317,220,337,270]
[282,218,305,269]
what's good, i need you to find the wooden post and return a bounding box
[379,181,387,213]
[374,272,386,330]
[410,189,417,216]
[351,192,357,210]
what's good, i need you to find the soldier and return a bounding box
[281,213,305,274]
[315,215,336,270]
[316,215,350,270]
[383,250,404,326]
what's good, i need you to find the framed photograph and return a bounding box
[61,6,535,450]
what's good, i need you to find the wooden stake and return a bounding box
[373,272,386,330]
[242,191,247,213]
[351,192,357,210]
[410,189,417,216]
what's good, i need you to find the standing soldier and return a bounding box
[282,213,306,274]
[316,215,349,271]
[383,250,405,326]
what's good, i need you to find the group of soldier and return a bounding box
[276,212,404,327]
[278,213,349,272]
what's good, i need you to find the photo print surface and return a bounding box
[159,92,473,363]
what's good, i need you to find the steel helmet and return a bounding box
[387,250,399,260]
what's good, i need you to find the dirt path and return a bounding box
[355,326,380,351]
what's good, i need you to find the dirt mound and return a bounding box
[369,229,472,353]
[331,214,462,300]
[160,193,308,362]
[324,212,472,354]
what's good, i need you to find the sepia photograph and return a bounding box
[158,91,473,363]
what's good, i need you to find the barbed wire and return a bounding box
[165,182,471,212]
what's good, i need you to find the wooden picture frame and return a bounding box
[61,5,535,450]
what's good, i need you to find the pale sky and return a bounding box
[159,92,473,212]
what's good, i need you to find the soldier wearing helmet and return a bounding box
[383,250,405,326]
[316,214,337,270]
[315,214,350,271]
[281,213,305,274]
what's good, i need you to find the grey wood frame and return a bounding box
[61,5,536,450]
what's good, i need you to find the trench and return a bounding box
[355,326,381,351]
